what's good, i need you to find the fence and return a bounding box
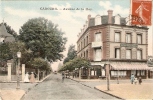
[0,63,51,82]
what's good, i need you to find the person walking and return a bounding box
[24,72,30,83]
[134,77,138,85]
[138,77,142,85]
[30,72,35,83]
[130,74,135,84]
[62,71,65,82]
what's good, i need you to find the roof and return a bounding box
[0,23,15,42]
[89,15,126,27]
[110,63,151,70]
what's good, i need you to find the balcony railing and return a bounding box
[91,42,102,48]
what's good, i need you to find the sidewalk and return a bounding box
[0,74,51,100]
[70,77,153,100]
[95,83,153,100]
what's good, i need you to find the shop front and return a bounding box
[110,63,151,79]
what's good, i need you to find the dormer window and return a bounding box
[95,15,101,25]
[115,15,120,24]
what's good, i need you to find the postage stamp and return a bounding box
[131,0,152,26]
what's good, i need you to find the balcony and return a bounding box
[91,42,102,48]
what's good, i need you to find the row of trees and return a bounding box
[58,45,90,72]
[0,17,67,71]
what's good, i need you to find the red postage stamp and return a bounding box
[131,0,152,26]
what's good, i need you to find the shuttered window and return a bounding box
[115,48,120,59]
[126,33,131,43]
[115,32,120,42]
[137,34,142,44]
[95,33,101,42]
[137,50,142,60]
[95,16,101,25]
[126,49,131,59]
[95,49,101,61]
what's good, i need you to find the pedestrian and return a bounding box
[24,72,30,83]
[30,72,35,83]
[134,77,138,85]
[62,71,65,82]
[130,74,135,84]
[138,77,142,85]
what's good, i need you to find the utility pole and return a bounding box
[106,64,110,90]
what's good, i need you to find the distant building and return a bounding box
[77,10,151,79]
[0,22,15,43]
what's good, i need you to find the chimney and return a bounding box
[88,15,91,21]
[107,10,113,24]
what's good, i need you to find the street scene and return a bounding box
[0,0,153,100]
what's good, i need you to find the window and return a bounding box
[86,36,88,45]
[137,70,140,76]
[102,69,105,76]
[86,50,88,58]
[126,33,131,43]
[81,42,82,49]
[141,70,145,76]
[94,49,101,61]
[84,39,86,47]
[95,33,101,42]
[115,32,120,42]
[126,49,131,59]
[137,50,142,60]
[115,15,120,24]
[115,48,120,59]
[95,15,101,25]
[137,34,142,44]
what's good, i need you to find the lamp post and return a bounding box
[16,51,21,89]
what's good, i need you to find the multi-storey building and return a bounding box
[77,10,151,79]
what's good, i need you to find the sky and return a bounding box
[0,0,153,71]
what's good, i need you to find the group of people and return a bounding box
[24,72,36,83]
[131,74,142,85]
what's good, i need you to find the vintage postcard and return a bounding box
[0,0,153,100]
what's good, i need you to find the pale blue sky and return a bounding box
[0,0,152,70]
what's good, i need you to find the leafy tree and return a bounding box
[59,57,90,71]
[27,57,51,70]
[18,17,67,62]
[3,22,18,38]
[0,42,12,67]
[63,44,77,64]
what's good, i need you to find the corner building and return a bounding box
[77,10,151,79]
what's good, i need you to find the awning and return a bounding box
[110,63,151,70]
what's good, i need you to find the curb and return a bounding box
[94,87,124,100]
[70,78,123,99]
[20,74,51,100]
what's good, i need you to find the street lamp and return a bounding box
[16,51,21,89]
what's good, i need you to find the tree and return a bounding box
[3,22,18,38]
[18,17,67,62]
[63,44,77,64]
[59,57,90,71]
[0,42,12,67]
[27,57,51,70]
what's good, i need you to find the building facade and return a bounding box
[77,10,151,79]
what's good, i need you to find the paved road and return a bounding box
[22,73,120,100]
